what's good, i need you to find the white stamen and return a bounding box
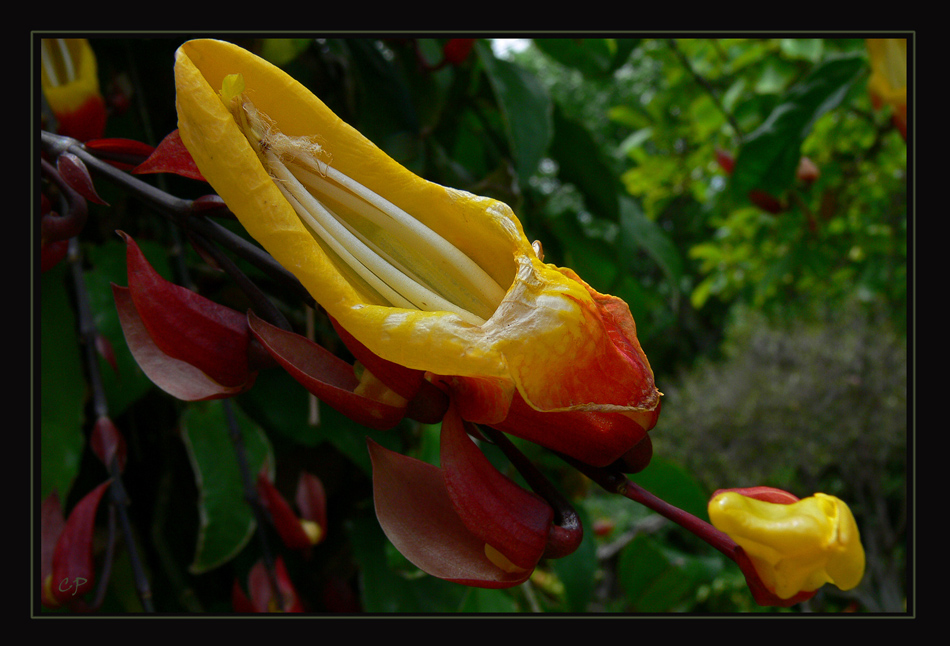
[236,96,509,325]
[266,150,488,326]
[287,158,506,315]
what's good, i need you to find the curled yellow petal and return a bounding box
[173,39,659,458]
[708,491,865,599]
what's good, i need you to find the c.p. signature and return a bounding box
[58,577,88,596]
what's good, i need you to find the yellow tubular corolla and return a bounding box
[174,39,660,428]
[232,90,506,325]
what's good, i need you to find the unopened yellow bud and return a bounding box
[708,491,865,599]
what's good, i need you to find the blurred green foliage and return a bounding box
[38,36,908,614]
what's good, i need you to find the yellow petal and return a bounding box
[174,39,659,424]
[709,491,866,599]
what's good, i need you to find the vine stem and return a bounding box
[222,400,285,611]
[65,234,156,611]
[40,130,315,308]
[562,455,739,560]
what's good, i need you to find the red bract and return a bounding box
[133,129,206,181]
[46,481,112,610]
[481,391,656,469]
[40,492,67,609]
[113,232,256,400]
[327,315,449,424]
[369,404,582,589]
[256,469,326,551]
[56,152,109,205]
[232,556,304,612]
[247,311,407,430]
[442,39,477,65]
[84,137,156,171]
[295,472,327,545]
[41,239,69,273]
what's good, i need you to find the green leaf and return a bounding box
[618,197,684,302]
[732,52,866,200]
[478,42,553,185]
[40,264,85,501]
[550,502,598,612]
[181,400,274,574]
[618,534,723,612]
[550,105,620,221]
[345,39,422,166]
[457,587,520,613]
[547,212,618,292]
[533,38,639,76]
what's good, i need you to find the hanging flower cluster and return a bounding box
[41,38,867,610]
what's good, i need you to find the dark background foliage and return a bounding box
[38,35,909,614]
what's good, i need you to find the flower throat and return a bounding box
[220,74,506,326]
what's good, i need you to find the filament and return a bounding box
[237,94,508,325]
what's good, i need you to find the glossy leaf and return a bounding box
[40,264,86,501]
[478,41,553,185]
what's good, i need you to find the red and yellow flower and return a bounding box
[40,38,107,142]
[172,39,660,468]
[708,486,865,602]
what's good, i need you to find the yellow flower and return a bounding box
[40,38,106,141]
[173,39,659,465]
[867,38,906,111]
[866,38,907,138]
[708,489,865,600]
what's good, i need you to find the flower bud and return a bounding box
[709,488,865,600]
